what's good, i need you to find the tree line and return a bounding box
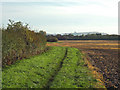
[47,33,119,42]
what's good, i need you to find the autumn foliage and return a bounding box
[2,20,47,67]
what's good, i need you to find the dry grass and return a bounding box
[47,40,119,50]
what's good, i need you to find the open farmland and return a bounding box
[2,46,105,88]
[47,40,119,88]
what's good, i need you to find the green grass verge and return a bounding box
[2,46,66,88]
[50,47,105,88]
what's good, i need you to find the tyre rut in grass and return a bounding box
[44,47,68,88]
[49,48,105,88]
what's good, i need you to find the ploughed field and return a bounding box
[2,46,105,88]
[47,40,119,88]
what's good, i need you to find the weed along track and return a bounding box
[2,46,105,88]
[45,48,68,88]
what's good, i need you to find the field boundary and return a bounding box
[81,51,106,88]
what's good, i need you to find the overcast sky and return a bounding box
[1,0,119,34]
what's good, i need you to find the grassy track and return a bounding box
[2,46,66,88]
[50,47,104,88]
[2,46,105,88]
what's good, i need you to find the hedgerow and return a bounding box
[2,20,47,67]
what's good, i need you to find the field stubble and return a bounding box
[47,40,119,88]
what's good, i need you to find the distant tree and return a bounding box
[47,36,58,42]
[96,33,102,35]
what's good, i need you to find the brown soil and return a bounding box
[47,40,119,88]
